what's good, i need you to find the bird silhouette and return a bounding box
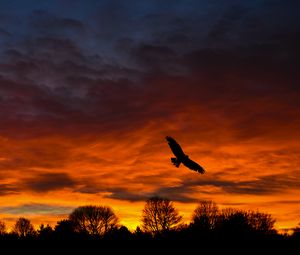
[165,136,205,174]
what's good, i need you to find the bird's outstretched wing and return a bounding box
[182,157,205,174]
[165,136,185,158]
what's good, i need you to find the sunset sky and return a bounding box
[0,0,299,232]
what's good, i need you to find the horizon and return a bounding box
[0,0,299,234]
[0,199,297,235]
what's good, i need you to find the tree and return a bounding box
[0,220,6,235]
[133,226,152,241]
[54,219,76,238]
[142,197,182,235]
[191,200,219,232]
[217,208,252,235]
[292,223,300,239]
[247,210,276,234]
[69,205,118,236]
[217,208,276,236]
[13,217,35,237]
[38,224,53,239]
[104,225,132,241]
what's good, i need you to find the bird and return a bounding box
[165,136,205,174]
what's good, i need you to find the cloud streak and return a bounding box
[79,171,300,203]
[0,203,74,215]
[22,173,76,192]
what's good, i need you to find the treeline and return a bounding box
[0,197,299,244]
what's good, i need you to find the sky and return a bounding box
[0,0,299,232]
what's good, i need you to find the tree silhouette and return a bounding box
[142,197,182,235]
[0,220,6,235]
[13,217,35,238]
[217,208,252,236]
[38,224,53,239]
[247,210,276,235]
[0,201,292,246]
[54,219,76,239]
[292,223,300,239]
[133,226,152,241]
[69,205,118,236]
[191,200,219,232]
[104,225,133,241]
[216,208,276,237]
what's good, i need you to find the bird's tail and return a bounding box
[171,157,181,167]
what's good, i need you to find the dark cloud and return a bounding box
[29,10,86,36]
[170,172,300,198]
[0,0,298,144]
[0,27,11,37]
[100,171,300,203]
[94,185,197,203]
[0,184,18,196]
[31,37,84,61]
[0,203,74,215]
[207,4,249,46]
[147,186,201,203]
[131,43,178,72]
[265,200,300,205]
[104,187,148,202]
[22,173,76,192]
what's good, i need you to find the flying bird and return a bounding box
[166,136,205,174]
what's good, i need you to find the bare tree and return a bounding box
[218,208,251,234]
[247,210,276,234]
[217,208,276,235]
[142,197,182,235]
[69,205,118,236]
[0,220,6,235]
[191,200,219,231]
[13,217,35,237]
